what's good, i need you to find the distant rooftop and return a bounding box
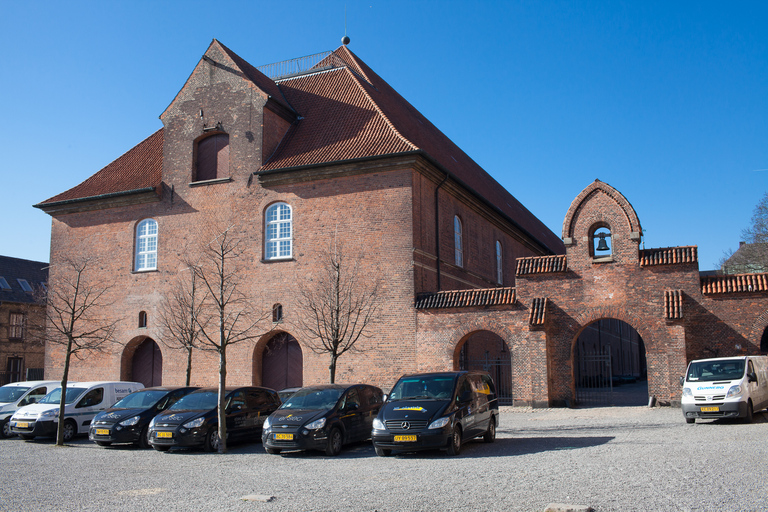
[257,50,347,81]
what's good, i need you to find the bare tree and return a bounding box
[158,270,205,386]
[34,256,118,446]
[719,193,768,273]
[293,238,382,383]
[183,227,271,453]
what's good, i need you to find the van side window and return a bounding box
[457,378,472,401]
[343,389,361,409]
[77,388,104,408]
[20,386,49,406]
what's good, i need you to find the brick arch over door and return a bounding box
[252,331,303,390]
[120,336,163,387]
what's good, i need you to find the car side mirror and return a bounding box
[679,376,685,386]
[382,394,388,402]
[748,372,758,383]
[345,403,359,412]
[458,391,472,404]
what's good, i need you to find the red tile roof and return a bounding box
[37,129,163,205]
[415,287,516,309]
[37,43,564,254]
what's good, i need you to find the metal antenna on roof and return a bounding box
[342,5,350,45]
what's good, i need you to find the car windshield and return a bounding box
[111,390,168,409]
[39,387,87,405]
[389,375,457,400]
[168,391,218,411]
[0,386,30,403]
[687,360,746,382]
[281,388,344,410]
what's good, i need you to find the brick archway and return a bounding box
[252,330,303,388]
[120,335,163,384]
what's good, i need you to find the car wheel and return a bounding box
[152,444,170,452]
[446,425,462,456]
[96,441,112,447]
[685,417,695,424]
[204,427,220,452]
[62,420,77,442]
[265,446,281,455]
[483,418,496,443]
[20,434,35,441]
[136,425,150,449]
[744,401,754,423]
[374,446,391,457]
[1,419,13,439]
[325,428,342,456]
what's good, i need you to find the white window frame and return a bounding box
[454,216,463,267]
[496,241,503,285]
[135,219,158,271]
[265,203,292,260]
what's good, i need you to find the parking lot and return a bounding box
[4,405,768,512]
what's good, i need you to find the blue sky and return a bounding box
[2,1,766,270]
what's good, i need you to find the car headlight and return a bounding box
[726,385,742,398]
[263,416,272,430]
[428,417,450,429]
[682,387,692,397]
[183,417,205,429]
[305,418,326,430]
[40,409,58,419]
[372,418,385,430]
[119,416,140,426]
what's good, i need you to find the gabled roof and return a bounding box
[0,255,48,304]
[35,42,563,253]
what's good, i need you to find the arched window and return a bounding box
[592,226,612,259]
[135,219,158,271]
[454,216,463,267]
[196,133,229,181]
[265,203,292,260]
[138,311,148,328]
[272,304,283,323]
[496,240,503,285]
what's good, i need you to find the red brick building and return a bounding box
[35,41,561,393]
[35,41,768,407]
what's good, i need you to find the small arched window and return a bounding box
[265,203,292,260]
[272,304,283,323]
[196,133,229,181]
[135,219,158,271]
[454,216,463,267]
[496,241,503,285]
[138,311,148,328]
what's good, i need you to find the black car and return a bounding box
[88,386,198,448]
[371,371,499,456]
[262,384,383,456]
[148,386,280,452]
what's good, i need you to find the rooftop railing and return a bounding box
[257,50,346,81]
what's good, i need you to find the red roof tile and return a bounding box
[37,129,163,205]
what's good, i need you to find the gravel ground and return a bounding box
[3,406,768,512]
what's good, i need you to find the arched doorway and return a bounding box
[131,338,162,387]
[262,332,303,391]
[574,319,647,406]
[456,330,512,404]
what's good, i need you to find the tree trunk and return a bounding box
[329,354,337,384]
[217,348,227,453]
[185,347,192,386]
[56,337,73,446]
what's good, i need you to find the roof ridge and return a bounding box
[341,66,417,152]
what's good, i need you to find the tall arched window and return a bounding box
[496,240,503,285]
[135,219,158,271]
[138,311,148,328]
[196,133,229,181]
[454,216,463,267]
[272,304,283,323]
[265,203,292,260]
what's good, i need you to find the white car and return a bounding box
[10,381,143,441]
[0,381,61,438]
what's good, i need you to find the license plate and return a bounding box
[274,433,293,440]
[157,431,173,438]
[394,435,417,442]
[95,429,110,435]
[700,406,719,412]
[17,422,29,428]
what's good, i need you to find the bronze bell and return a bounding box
[596,233,610,251]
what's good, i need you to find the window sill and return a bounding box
[132,269,159,274]
[261,257,295,264]
[189,177,233,187]
[592,256,614,264]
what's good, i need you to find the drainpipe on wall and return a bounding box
[434,173,448,292]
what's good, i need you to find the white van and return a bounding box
[0,381,61,438]
[9,381,143,441]
[681,356,768,423]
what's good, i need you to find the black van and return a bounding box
[262,384,383,456]
[371,371,498,456]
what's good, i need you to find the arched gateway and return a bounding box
[416,180,768,407]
